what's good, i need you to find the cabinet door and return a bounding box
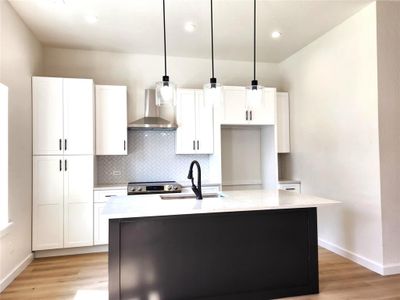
[32,156,64,250]
[277,92,290,153]
[63,78,94,155]
[94,202,108,245]
[63,155,94,248]
[176,89,197,154]
[249,88,276,125]
[33,77,64,155]
[95,85,127,155]
[94,189,127,245]
[195,91,214,154]
[222,87,247,125]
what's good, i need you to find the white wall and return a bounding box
[0,0,42,291]
[376,1,400,272]
[279,3,385,270]
[42,47,280,123]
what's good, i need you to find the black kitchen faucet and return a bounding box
[187,160,202,200]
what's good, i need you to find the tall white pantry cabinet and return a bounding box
[32,77,94,251]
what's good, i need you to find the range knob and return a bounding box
[166,185,172,191]
[137,187,142,192]
[173,186,179,191]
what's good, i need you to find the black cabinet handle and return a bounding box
[59,159,62,171]
[197,140,199,150]
[64,139,67,151]
[285,188,296,191]
[64,159,67,171]
[59,139,62,151]
[246,110,248,121]
[124,140,126,151]
[105,195,117,198]
[250,110,253,121]
[193,140,195,150]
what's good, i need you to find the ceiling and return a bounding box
[10,0,373,63]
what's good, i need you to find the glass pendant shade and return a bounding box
[203,78,223,107]
[156,76,176,106]
[245,80,263,108]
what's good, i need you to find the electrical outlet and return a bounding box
[112,170,121,176]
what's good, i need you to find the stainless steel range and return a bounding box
[128,181,182,195]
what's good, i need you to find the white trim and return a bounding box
[318,238,384,275]
[382,263,400,276]
[0,221,13,238]
[0,253,33,293]
[34,245,108,258]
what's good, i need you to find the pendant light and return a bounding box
[203,0,223,107]
[246,0,263,107]
[156,0,177,106]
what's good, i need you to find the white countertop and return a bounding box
[102,189,340,219]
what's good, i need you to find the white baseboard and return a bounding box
[34,245,108,258]
[319,238,400,276]
[382,263,400,276]
[0,253,33,293]
[318,238,385,275]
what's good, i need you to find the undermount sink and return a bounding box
[160,193,224,200]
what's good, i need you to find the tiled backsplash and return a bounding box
[96,130,210,184]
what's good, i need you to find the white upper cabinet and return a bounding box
[176,89,197,154]
[176,89,214,154]
[195,90,214,154]
[249,88,276,125]
[33,77,64,155]
[95,85,128,155]
[33,77,94,155]
[222,87,247,125]
[277,92,290,153]
[63,79,94,155]
[222,86,276,125]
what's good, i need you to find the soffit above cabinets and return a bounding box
[9,0,372,63]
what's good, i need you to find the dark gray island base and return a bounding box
[109,208,319,300]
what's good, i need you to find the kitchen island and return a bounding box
[104,190,339,300]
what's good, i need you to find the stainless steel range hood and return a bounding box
[128,89,177,129]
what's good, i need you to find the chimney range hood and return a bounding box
[128,89,177,129]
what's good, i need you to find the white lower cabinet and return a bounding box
[32,155,94,251]
[63,156,94,248]
[33,156,64,250]
[93,189,127,245]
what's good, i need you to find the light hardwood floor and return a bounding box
[1,248,400,299]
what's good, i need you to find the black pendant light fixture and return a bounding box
[246,0,263,105]
[156,0,176,106]
[203,0,223,106]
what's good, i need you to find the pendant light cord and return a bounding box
[163,0,167,77]
[211,0,215,78]
[253,0,256,81]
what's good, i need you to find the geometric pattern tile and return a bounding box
[96,130,210,184]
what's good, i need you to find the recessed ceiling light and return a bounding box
[271,31,282,39]
[84,15,98,24]
[184,22,197,33]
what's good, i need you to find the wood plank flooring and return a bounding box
[1,247,400,299]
